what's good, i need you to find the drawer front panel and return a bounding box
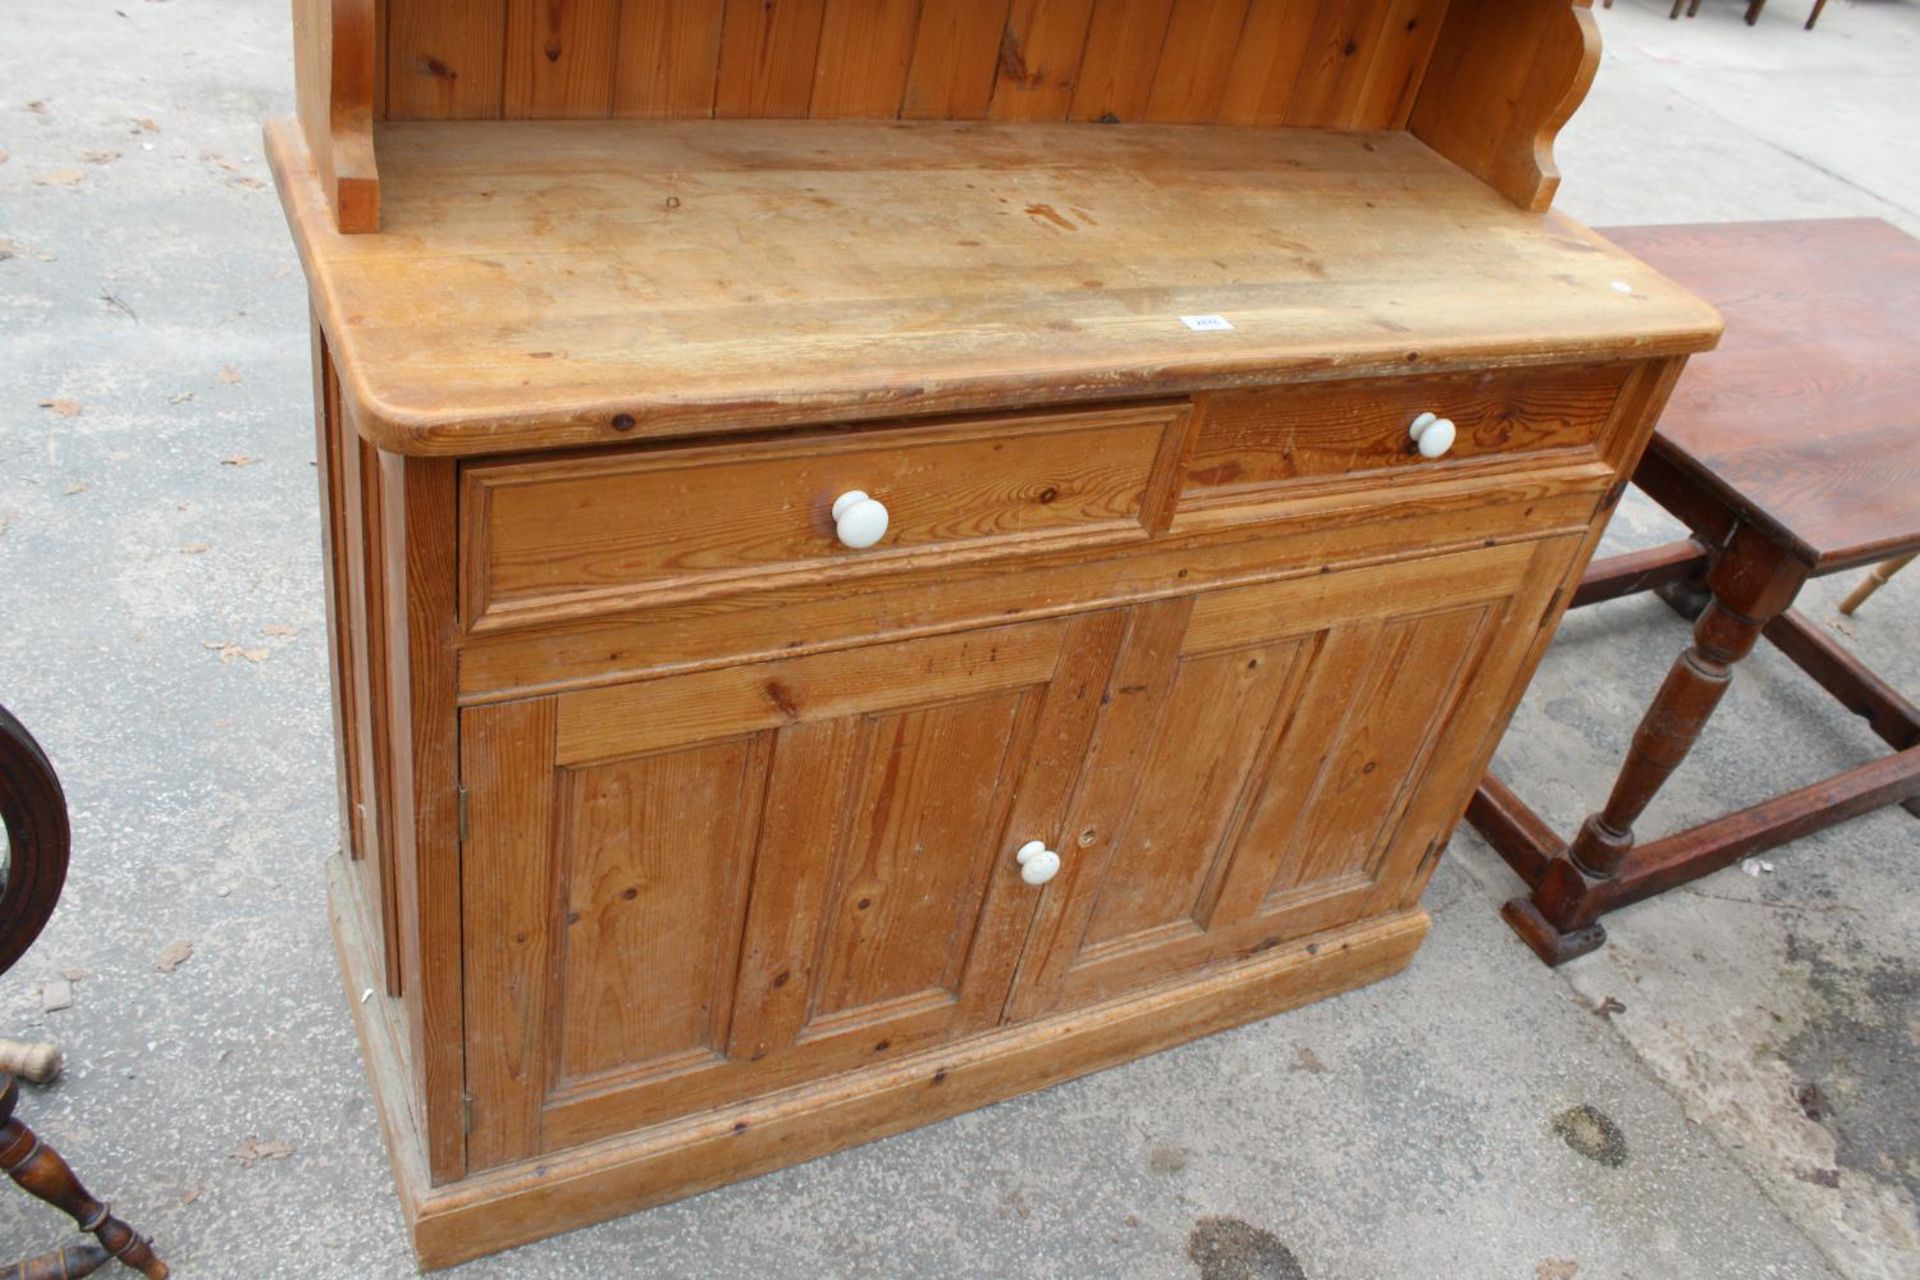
[462,403,1187,630]
[458,461,1612,700]
[1182,363,1630,504]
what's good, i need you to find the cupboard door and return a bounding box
[459,613,1124,1165]
[1008,536,1579,1018]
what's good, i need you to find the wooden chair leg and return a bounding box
[1672,0,1686,17]
[0,1039,63,1085]
[0,1078,169,1280]
[14,1242,116,1279]
[1746,0,1766,22]
[1839,551,1916,616]
[1806,0,1828,27]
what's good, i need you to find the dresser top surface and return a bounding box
[272,117,1720,456]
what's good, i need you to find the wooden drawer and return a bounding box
[461,403,1189,630]
[1181,363,1631,508]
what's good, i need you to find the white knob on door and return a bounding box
[1408,412,1457,459]
[1016,840,1061,886]
[832,490,890,549]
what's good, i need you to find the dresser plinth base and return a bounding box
[331,854,1424,1271]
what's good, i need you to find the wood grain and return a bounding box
[362,0,1508,132]
[385,0,506,120]
[384,455,466,1182]
[553,737,765,1084]
[505,0,620,119]
[292,0,380,230]
[901,0,1012,118]
[461,405,1177,627]
[1357,0,1453,129]
[470,609,1151,1155]
[810,0,921,118]
[1286,0,1395,127]
[1409,0,1599,211]
[611,1,726,117]
[1079,637,1308,950]
[1010,536,1550,1011]
[991,0,1099,119]
[1145,0,1252,123]
[554,620,1066,763]
[807,692,1029,1016]
[459,696,558,1169]
[461,458,1613,699]
[1069,0,1179,121]
[1183,363,1627,499]
[714,0,829,118]
[1217,0,1317,124]
[269,118,1717,456]
[357,438,402,998]
[1603,219,1920,570]
[309,319,367,871]
[1005,597,1192,1019]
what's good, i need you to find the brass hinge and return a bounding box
[457,785,470,845]
[462,1092,475,1135]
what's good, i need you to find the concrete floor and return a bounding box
[1,0,1916,1275]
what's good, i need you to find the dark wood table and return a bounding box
[1469,218,1920,965]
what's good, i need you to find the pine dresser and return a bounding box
[269,0,1722,1265]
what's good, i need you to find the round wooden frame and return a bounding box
[0,705,69,976]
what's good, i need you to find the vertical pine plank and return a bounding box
[989,0,1097,120]
[1216,0,1315,125]
[1145,0,1251,122]
[1285,0,1396,127]
[386,0,508,119]
[612,0,727,117]
[1353,0,1452,128]
[727,720,863,1061]
[1069,0,1179,122]
[714,0,831,118]
[505,0,621,118]
[1004,600,1191,1023]
[460,697,559,1170]
[901,0,1012,119]
[373,0,389,117]
[811,0,921,118]
[554,739,765,1083]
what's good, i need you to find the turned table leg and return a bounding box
[1,1077,169,1280]
[1505,526,1811,963]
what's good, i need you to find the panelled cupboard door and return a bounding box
[458,613,1128,1166]
[1006,535,1581,1019]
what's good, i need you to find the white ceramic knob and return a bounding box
[1016,840,1061,886]
[1409,412,1457,459]
[831,490,890,549]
